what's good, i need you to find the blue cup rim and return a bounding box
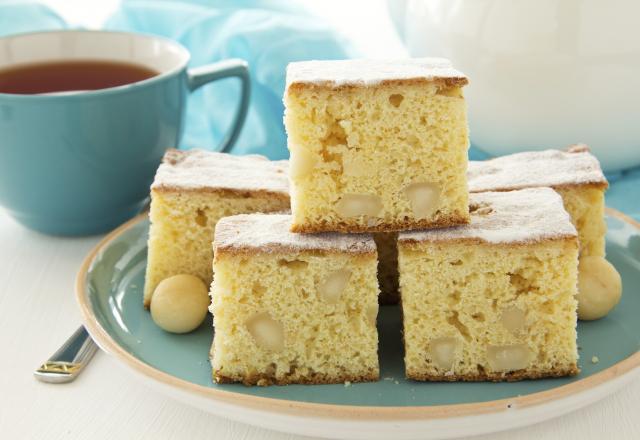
[0,29,192,100]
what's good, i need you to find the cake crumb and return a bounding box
[344,381,352,387]
[591,356,599,364]
[394,380,400,385]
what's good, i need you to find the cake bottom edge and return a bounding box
[406,365,580,382]
[290,213,470,234]
[214,369,380,386]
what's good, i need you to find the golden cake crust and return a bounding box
[151,148,290,197]
[287,77,468,93]
[291,212,469,234]
[286,58,469,92]
[407,365,580,382]
[214,213,377,255]
[467,144,608,193]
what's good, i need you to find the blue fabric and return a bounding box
[0,0,637,218]
[105,0,355,160]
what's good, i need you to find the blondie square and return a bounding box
[210,214,380,385]
[284,58,470,233]
[399,188,579,381]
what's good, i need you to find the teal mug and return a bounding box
[0,30,250,235]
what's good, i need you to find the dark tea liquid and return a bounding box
[0,60,159,94]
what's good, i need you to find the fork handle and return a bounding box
[34,326,98,384]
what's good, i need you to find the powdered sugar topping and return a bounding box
[152,149,289,195]
[286,58,468,88]
[215,214,376,254]
[399,188,577,245]
[468,146,607,193]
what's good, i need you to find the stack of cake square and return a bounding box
[208,58,583,385]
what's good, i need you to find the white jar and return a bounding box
[388,0,640,171]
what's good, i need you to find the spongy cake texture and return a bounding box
[143,149,290,307]
[210,214,380,385]
[284,58,470,233]
[554,186,605,257]
[399,189,579,381]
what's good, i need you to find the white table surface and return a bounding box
[1,209,639,440]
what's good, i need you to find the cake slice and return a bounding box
[467,145,608,257]
[144,149,289,307]
[284,58,470,233]
[399,188,579,381]
[210,214,379,385]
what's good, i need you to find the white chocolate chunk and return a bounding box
[487,344,531,372]
[500,306,526,335]
[339,119,352,131]
[404,182,440,219]
[318,269,351,304]
[577,256,622,320]
[278,258,309,273]
[335,194,382,217]
[289,147,317,179]
[150,274,209,334]
[342,157,367,177]
[245,313,284,351]
[429,336,460,370]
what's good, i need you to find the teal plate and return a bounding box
[76,210,640,440]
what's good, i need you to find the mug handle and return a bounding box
[187,59,250,153]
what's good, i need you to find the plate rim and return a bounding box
[75,208,640,421]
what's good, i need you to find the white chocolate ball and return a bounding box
[577,256,622,321]
[151,274,210,333]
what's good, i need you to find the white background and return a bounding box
[2,1,639,439]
